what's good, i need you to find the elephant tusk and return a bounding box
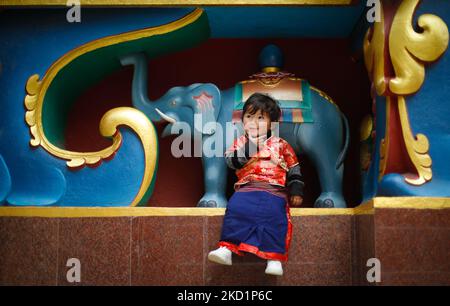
[155,108,177,124]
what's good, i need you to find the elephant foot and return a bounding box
[197,193,228,208]
[314,199,335,208]
[314,192,346,208]
[198,200,218,208]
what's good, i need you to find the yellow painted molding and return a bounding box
[374,197,450,210]
[290,207,362,216]
[0,207,227,218]
[1,0,356,7]
[352,199,374,215]
[0,201,375,218]
[1,198,447,218]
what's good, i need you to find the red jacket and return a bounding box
[225,135,299,189]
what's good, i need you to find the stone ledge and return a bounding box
[0,197,448,285]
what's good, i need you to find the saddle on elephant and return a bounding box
[232,71,313,124]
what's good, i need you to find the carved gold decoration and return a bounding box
[397,96,432,185]
[386,0,447,184]
[99,107,158,207]
[389,0,449,95]
[364,0,449,185]
[262,67,281,73]
[377,97,432,185]
[25,75,123,167]
[24,8,203,169]
[242,77,303,99]
[246,71,297,88]
[360,114,373,142]
[363,2,386,96]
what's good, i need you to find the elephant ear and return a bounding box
[189,83,221,135]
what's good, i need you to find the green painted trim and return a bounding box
[234,83,243,108]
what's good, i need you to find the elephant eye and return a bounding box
[171,100,177,106]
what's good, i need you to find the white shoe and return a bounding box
[208,247,232,265]
[265,260,283,276]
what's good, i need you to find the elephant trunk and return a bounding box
[120,53,160,122]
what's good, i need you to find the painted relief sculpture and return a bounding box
[9,1,448,208]
[361,0,449,201]
[122,44,350,208]
[0,1,449,288]
[0,8,209,206]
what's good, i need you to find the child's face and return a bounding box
[243,109,271,138]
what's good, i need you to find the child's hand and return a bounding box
[290,195,303,207]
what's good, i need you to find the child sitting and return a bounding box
[208,93,304,276]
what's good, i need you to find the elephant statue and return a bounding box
[120,44,349,208]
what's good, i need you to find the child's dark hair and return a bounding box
[242,93,281,122]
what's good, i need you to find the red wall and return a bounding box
[66,38,371,207]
